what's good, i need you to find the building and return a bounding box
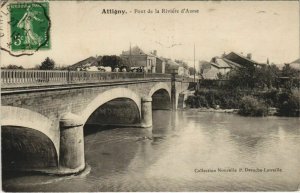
[156,57,166,73]
[224,52,261,68]
[178,65,190,77]
[176,61,190,77]
[289,58,300,71]
[68,56,102,71]
[210,57,232,74]
[120,46,156,73]
[200,57,242,79]
[200,52,260,79]
[163,59,189,76]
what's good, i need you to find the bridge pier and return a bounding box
[59,113,85,174]
[141,97,152,128]
[171,72,177,110]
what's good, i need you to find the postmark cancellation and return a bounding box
[9,2,50,52]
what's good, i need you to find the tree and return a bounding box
[227,64,280,90]
[280,63,299,89]
[228,66,255,89]
[40,57,55,70]
[2,64,24,69]
[188,67,196,75]
[253,64,280,89]
[281,63,299,77]
[100,55,124,70]
[278,92,300,116]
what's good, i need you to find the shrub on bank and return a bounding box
[185,95,209,108]
[260,89,279,107]
[186,89,242,109]
[185,88,299,117]
[238,96,268,117]
[277,92,300,117]
[194,89,241,109]
[185,96,195,108]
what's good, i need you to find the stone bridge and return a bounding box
[1,70,190,174]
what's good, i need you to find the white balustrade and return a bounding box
[1,69,171,88]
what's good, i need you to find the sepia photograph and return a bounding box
[0,0,299,192]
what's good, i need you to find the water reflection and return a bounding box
[2,110,300,192]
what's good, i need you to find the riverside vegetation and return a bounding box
[185,63,300,117]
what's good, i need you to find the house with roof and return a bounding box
[200,58,232,79]
[179,65,190,77]
[289,58,300,71]
[224,52,261,68]
[163,59,190,76]
[210,57,233,74]
[156,57,166,73]
[120,46,157,73]
[200,52,261,79]
[68,56,102,71]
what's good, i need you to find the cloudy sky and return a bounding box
[1,1,299,68]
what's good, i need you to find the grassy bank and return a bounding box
[185,89,300,117]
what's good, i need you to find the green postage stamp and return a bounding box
[9,2,50,51]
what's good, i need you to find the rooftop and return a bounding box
[290,58,300,70]
[210,57,231,68]
[224,52,261,67]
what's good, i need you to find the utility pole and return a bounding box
[129,42,132,66]
[194,43,196,83]
[194,43,197,92]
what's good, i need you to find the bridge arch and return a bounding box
[81,87,141,124]
[148,82,171,98]
[149,82,171,110]
[1,106,58,169]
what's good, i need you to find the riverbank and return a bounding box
[181,107,239,113]
[185,88,299,117]
[181,107,278,116]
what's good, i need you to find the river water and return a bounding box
[2,110,300,191]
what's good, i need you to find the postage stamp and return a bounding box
[9,2,50,51]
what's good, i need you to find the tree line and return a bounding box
[213,63,299,90]
[186,63,300,117]
[2,56,197,74]
[2,57,57,70]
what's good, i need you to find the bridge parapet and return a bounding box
[1,70,173,88]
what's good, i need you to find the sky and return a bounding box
[1,1,299,69]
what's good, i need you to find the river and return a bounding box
[2,110,300,191]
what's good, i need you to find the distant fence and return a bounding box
[1,70,179,88]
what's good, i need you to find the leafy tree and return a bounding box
[40,57,55,70]
[228,66,255,89]
[280,63,299,89]
[228,64,280,90]
[253,64,280,89]
[100,55,126,70]
[277,92,300,116]
[282,63,299,77]
[2,64,24,69]
[188,67,196,75]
